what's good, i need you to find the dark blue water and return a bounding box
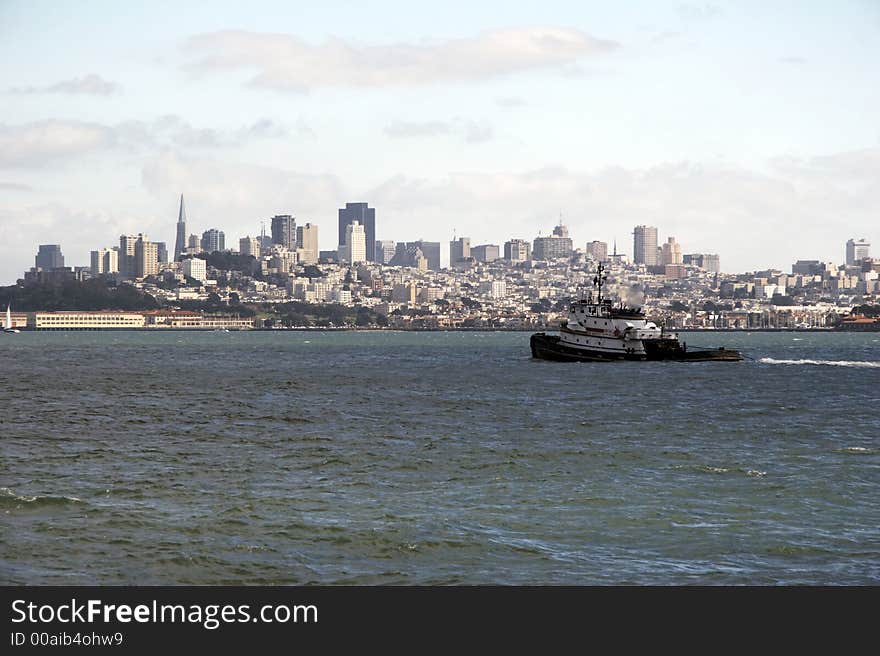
[1,331,878,584]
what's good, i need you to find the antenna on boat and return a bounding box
[593,262,608,304]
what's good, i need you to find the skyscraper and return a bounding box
[406,240,440,271]
[239,236,261,258]
[200,229,225,253]
[504,239,531,262]
[586,241,608,262]
[471,244,500,262]
[338,203,376,262]
[271,215,296,250]
[338,221,366,264]
[633,225,659,266]
[135,235,158,278]
[450,237,471,264]
[661,237,682,265]
[533,227,573,260]
[35,244,64,270]
[846,238,870,266]
[174,194,187,261]
[296,223,319,265]
[155,242,168,264]
[119,235,139,278]
[90,248,118,275]
[375,240,396,264]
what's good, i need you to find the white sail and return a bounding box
[4,305,10,330]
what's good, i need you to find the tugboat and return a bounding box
[530,263,742,362]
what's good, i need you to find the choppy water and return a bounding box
[1,330,878,584]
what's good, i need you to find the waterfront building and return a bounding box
[174,194,187,261]
[201,228,225,253]
[586,241,608,262]
[504,239,531,262]
[846,238,870,266]
[633,225,659,266]
[338,203,376,262]
[29,311,147,330]
[296,223,319,265]
[271,215,296,251]
[35,244,65,270]
[471,244,500,263]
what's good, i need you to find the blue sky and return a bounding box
[1,0,878,283]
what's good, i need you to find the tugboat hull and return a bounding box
[530,333,742,362]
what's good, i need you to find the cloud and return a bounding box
[678,4,723,21]
[0,120,114,167]
[496,96,528,108]
[779,56,807,65]
[183,27,619,92]
[0,181,33,192]
[385,118,493,143]
[9,74,121,96]
[0,116,295,167]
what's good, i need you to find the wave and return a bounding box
[0,486,84,509]
[758,358,880,368]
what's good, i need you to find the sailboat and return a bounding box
[4,305,20,334]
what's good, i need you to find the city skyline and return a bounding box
[2,1,880,284]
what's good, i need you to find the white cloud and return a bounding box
[9,74,121,96]
[0,120,113,168]
[183,27,619,92]
[384,118,493,143]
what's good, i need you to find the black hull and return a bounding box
[530,333,743,362]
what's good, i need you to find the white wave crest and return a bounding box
[758,358,880,368]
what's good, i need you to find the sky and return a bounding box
[0,0,878,283]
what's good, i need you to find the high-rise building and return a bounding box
[376,240,396,264]
[633,225,659,266]
[156,242,168,264]
[271,215,296,251]
[846,238,870,266]
[200,229,225,253]
[338,221,366,264]
[533,227,573,261]
[119,235,139,278]
[586,241,608,262]
[703,254,720,274]
[471,244,500,263]
[296,223,319,265]
[182,257,207,282]
[35,244,65,270]
[239,236,261,258]
[174,194,187,261]
[90,248,119,276]
[450,237,471,265]
[338,203,376,262]
[661,237,682,265]
[135,235,158,278]
[406,240,440,271]
[504,239,531,262]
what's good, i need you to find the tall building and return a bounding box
[338,221,366,264]
[450,237,471,265]
[504,239,531,262]
[846,238,870,266]
[174,194,187,261]
[119,235,139,278]
[156,242,168,264]
[201,229,225,253]
[471,244,500,263]
[338,203,376,262]
[182,257,207,282]
[633,225,659,266]
[239,236,261,258]
[703,254,720,274]
[90,248,118,275]
[131,235,158,278]
[271,215,296,251]
[406,240,440,271]
[186,235,200,254]
[533,228,573,260]
[35,244,65,270]
[586,241,608,261]
[376,240,396,264]
[296,223,319,265]
[661,237,682,265]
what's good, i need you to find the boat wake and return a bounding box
[758,358,880,368]
[0,486,84,509]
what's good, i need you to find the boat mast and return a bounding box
[593,263,607,305]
